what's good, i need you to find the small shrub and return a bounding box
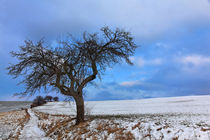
[44,96,53,102]
[53,97,59,102]
[31,96,46,108]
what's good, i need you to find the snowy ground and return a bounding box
[34,111,210,139]
[19,109,50,140]
[33,95,210,139]
[0,109,30,139]
[1,95,210,139]
[34,95,210,115]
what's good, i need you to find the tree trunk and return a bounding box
[74,95,85,125]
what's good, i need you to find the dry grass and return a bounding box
[172,136,179,140]
[15,109,30,139]
[34,111,136,140]
[34,111,75,138]
[32,111,210,140]
[132,122,141,130]
[0,109,30,139]
[201,127,210,132]
[69,120,135,140]
[46,118,75,136]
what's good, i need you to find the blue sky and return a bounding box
[1,0,210,101]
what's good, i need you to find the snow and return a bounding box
[33,95,210,139]
[0,110,28,139]
[19,109,50,140]
[34,95,210,115]
[2,95,210,139]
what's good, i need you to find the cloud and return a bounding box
[143,53,210,96]
[1,0,210,40]
[178,55,210,66]
[131,57,162,67]
[175,54,210,73]
[155,42,170,49]
[1,0,210,101]
[85,79,178,101]
[148,58,162,65]
[133,57,145,67]
[120,80,140,86]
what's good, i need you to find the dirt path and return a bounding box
[19,109,50,140]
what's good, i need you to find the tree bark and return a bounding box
[74,95,85,125]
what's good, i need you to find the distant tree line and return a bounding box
[31,95,59,108]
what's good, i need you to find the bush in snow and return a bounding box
[53,97,59,102]
[44,96,53,102]
[31,96,46,108]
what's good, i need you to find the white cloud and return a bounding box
[136,57,145,67]
[147,58,162,65]
[131,57,162,67]
[156,42,170,49]
[176,55,210,73]
[178,55,210,66]
[120,80,140,86]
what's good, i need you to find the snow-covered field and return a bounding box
[0,109,30,139]
[34,95,210,115]
[33,95,210,139]
[1,95,210,139]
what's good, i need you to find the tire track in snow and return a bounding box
[19,109,50,140]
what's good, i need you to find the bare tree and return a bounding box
[7,26,137,124]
